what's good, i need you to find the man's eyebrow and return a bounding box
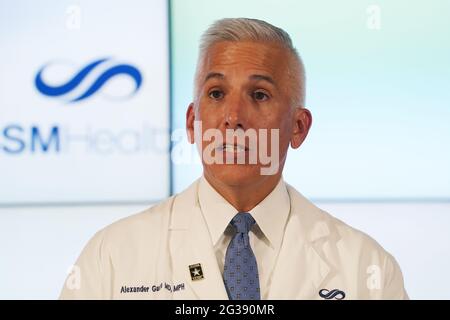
[204,72,225,84]
[203,72,276,86]
[249,74,276,85]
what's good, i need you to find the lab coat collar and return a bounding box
[286,183,340,244]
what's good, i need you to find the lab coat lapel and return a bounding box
[268,185,338,299]
[306,222,338,293]
[170,180,228,300]
[182,207,228,299]
[268,219,333,299]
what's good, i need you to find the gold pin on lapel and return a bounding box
[189,263,204,281]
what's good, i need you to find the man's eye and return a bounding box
[208,90,224,100]
[253,91,269,102]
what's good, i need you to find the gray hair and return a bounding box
[194,18,306,107]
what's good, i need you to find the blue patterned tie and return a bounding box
[223,212,261,300]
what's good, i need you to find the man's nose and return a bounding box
[224,93,248,130]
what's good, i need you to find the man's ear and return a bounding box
[290,107,312,149]
[186,103,195,144]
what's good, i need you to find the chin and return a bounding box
[205,163,264,187]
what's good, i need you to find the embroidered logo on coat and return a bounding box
[319,288,346,300]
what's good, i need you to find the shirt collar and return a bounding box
[198,175,291,249]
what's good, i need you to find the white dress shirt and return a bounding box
[198,175,290,299]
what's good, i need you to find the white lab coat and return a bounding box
[60,179,408,300]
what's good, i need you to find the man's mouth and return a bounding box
[216,143,249,153]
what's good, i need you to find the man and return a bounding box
[60,18,408,300]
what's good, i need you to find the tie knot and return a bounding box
[231,212,255,234]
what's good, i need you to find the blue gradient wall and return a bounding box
[170,0,450,200]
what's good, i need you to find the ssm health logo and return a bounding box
[34,57,143,103]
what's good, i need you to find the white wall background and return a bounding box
[1,202,449,299]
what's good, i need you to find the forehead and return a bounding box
[201,41,291,80]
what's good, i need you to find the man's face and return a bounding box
[186,41,311,188]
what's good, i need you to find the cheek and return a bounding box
[277,114,294,149]
[273,124,291,149]
[264,107,292,130]
[257,120,290,156]
[197,100,222,123]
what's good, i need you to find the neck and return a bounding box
[204,173,282,212]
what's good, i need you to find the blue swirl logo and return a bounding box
[35,58,142,103]
[319,289,346,300]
